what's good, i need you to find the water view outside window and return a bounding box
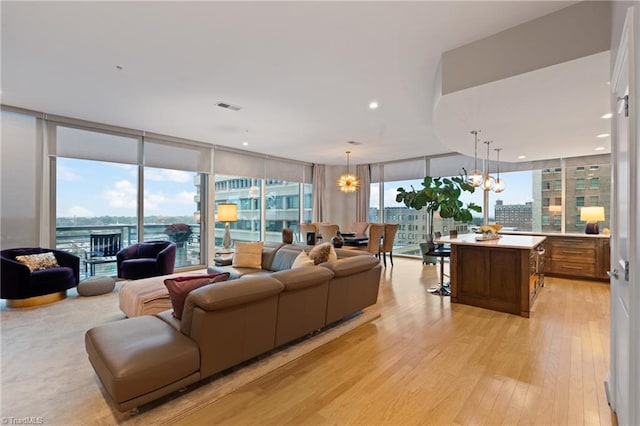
[56,158,139,277]
[143,167,202,268]
[56,159,205,276]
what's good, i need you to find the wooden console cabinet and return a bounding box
[544,235,610,281]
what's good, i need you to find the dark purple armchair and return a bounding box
[116,241,176,280]
[1,247,80,302]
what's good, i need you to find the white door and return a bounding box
[608,8,635,426]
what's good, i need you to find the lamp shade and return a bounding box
[580,206,605,222]
[217,203,238,222]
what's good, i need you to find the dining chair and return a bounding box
[365,224,385,259]
[380,223,399,267]
[318,224,340,244]
[300,223,318,245]
[351,222,370,235]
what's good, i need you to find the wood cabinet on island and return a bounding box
[436,234,547,318]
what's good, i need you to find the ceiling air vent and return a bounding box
[216,102,243,111]
[347,141,362,146]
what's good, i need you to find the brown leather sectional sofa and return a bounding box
[85,243,382,412]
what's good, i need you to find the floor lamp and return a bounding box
[217,203,238,253]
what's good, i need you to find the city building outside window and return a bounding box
[214,175,262,245]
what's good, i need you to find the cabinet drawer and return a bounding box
[552,246,596,261]
[550,237,595,249]
[550,260,595,277]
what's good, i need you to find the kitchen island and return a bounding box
[436,234,546,317]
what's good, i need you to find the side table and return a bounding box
[214,250,234,266]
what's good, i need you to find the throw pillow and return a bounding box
[308,242,337,265]
[15,252,60,272]
[292,250,314,268]
[232,241,264,268]
[164,273,230,319]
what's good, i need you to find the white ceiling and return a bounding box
[433,51,611,163]
[2,1,608,167]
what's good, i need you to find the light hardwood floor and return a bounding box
[173,257,616,425]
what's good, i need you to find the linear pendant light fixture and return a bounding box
[337,150,360,193]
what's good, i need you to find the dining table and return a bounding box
[341,232,369,247]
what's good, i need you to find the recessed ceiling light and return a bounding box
[517,155,526,160]
[595,146,606,151]
[242,141,249,146]
[601,113,612,119]
[597,133,610,138]
[369,101,379,110]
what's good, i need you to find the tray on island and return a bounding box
[475,234,501,241]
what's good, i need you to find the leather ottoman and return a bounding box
[85,315,201,412]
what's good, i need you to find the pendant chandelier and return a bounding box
[468,130,483,187]
[481,140,496,191]
[475,140,506,193]
[337,150,360,193]
[491,147,506,193]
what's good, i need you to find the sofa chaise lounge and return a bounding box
[85,242,381,412]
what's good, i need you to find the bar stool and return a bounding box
[423,235,451,296]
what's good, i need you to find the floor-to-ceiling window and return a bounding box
[265,179,304,242]
[143,167,202,267]
[52,123,210,277]
[56,157,139,276]
[214,175,262,245]
[369,153,611,259]
[213,149,313,247]
[370,158,427,256]
[53,125,141,278]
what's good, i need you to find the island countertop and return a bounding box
[437,234,546,249]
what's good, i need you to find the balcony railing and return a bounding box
[56,224,201,280]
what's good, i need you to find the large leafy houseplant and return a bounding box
[396,175,481,236]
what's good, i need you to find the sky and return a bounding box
[57,158,533,219]
[57,158,198,218]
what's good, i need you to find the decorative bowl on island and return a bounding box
[476,224,502,241]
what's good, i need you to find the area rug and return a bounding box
[0,284,380,425]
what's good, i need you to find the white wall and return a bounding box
[0,111,40,248]
[443,1,611,94]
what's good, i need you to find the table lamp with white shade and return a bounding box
[217,203,238,252]
[580,206,605,234]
